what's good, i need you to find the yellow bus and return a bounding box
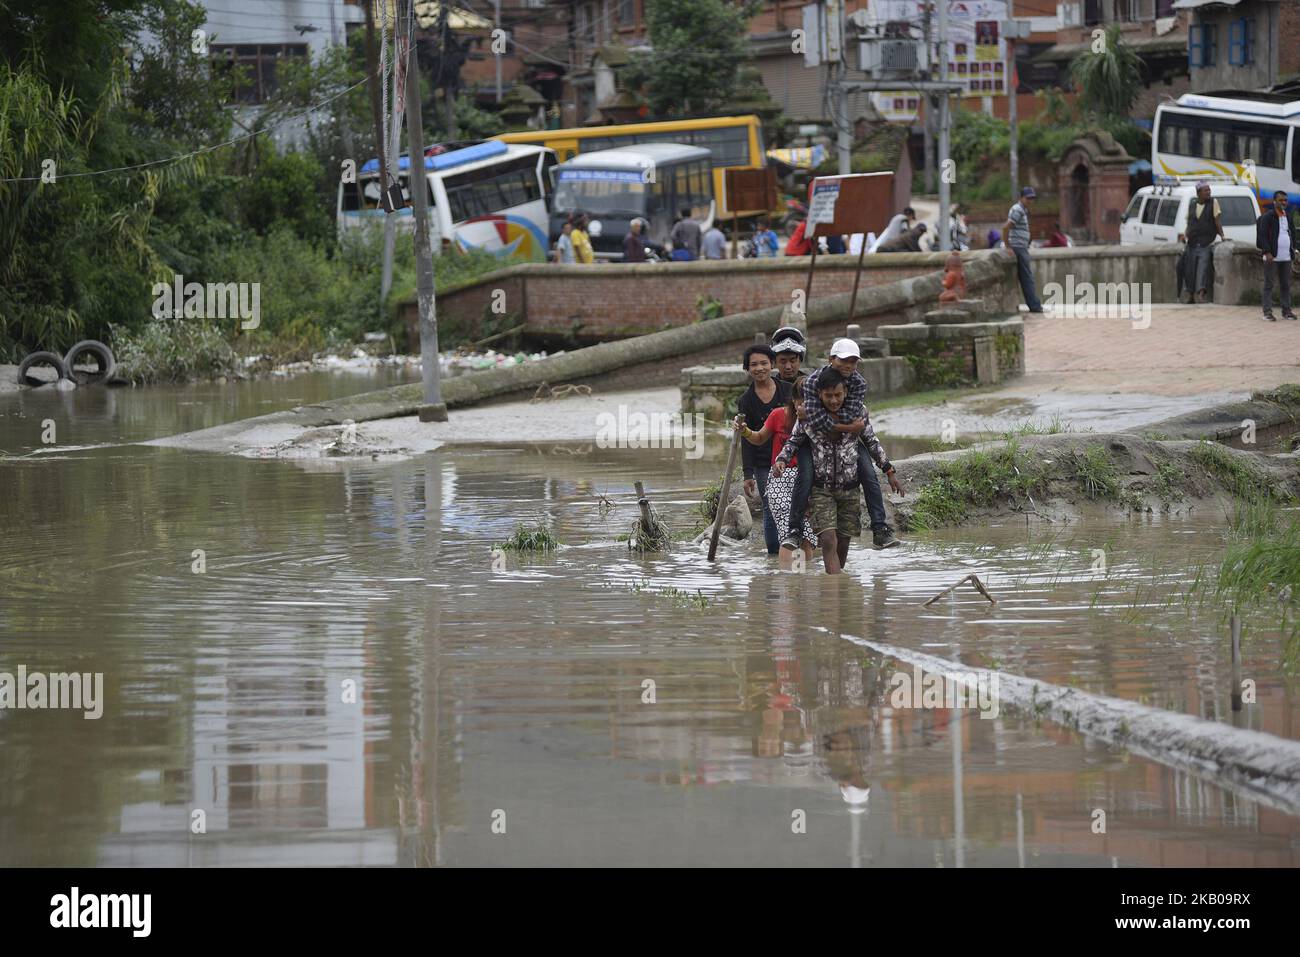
[495,114,767,218]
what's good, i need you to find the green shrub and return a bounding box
[112,317,242,384]
[910,440,1046,530]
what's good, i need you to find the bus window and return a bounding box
[552,170,648,217]
[647,175,666,215]
[542,152,557,195]
[444,156,543,222]
[687,127,749,167]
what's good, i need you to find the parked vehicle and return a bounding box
[497,113,768,218]
[1153,86,1300,204]
[549,143,714,261]
[1119,175,1261,246]
[337,141,557,262]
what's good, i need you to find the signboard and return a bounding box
[867,0,1010,121]
[805,172,894,238]
[723,167,778,215]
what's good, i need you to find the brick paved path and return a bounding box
[1021,304,1300,396]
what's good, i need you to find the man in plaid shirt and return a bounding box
[778,338,904,550]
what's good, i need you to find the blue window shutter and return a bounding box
[1189,24,1202,69]
[1246,17,1256,65]
[1229,20,1241,66]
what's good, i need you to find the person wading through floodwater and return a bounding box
[734,374,817,569]
[778,338,904,552]
[771,370,861,574]
[737,344,791,556]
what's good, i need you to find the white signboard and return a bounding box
[868,0,1010,118]
[808,181,841,224]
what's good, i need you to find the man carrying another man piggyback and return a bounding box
[734,332,905,574]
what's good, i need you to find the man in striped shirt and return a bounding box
[774,338,904,551]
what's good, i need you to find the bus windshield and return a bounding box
[552,170,647,217]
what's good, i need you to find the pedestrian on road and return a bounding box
[571,212,595,264]
[702,223,727,260]
[623,218,646,263]
[737,344,791,556]
[670,208,701,260]
[869,207,915,253]
[877,223,927,253]
[553,220,575,264]
[754,219,780,257]
[1002,187,1043,313]
[1177,181,1223,303]
[1257,189,1298,321]
[784,218,813,256]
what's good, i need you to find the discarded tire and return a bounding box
[16,351,69,387]
[62,339,116,385]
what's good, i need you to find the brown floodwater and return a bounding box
[1,378,1298,867]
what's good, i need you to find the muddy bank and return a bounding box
[888,432,1300,530]
[1143,385,1300,450]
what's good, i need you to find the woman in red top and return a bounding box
[733,375,817,569]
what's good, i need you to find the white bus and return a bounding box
[337,141,557,262]
[1153,89,1300,203]
[549,143,714,261]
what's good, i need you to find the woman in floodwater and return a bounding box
[734,375,817,570]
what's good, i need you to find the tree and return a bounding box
[1069,25,1145,118]
[623,0,760,117]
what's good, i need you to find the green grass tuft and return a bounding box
[1071,444,1122,501]
[909,439,1047,530]
[1189,441,1290,504]
[498,524,560,551]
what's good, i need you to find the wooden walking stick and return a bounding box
[708,427,743,561]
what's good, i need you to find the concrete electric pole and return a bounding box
[937,0,951,251]
[405,1,448,422]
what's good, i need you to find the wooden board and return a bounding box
[724,167,779,216]
[805,172,895,238]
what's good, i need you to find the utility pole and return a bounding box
[830,0,851,175]
[937,0,951,251]
[1007,29,1019,200]
[364,1,397,316]
[494,0,502,102]
[923,5,933,194]
[405,0,448,422]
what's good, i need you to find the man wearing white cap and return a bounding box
[773,337,904,551]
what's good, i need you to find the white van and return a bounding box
[1120,176,1261,246]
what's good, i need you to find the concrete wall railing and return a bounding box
[405,242,1266,350]
[406,249,1020,346]
[1027,241,1266,306]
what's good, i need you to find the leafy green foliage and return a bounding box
[1069,25,1146,118]
[498,524,560,551]
[910,440,1046,530]
[112,316,241,384]
[622,0,760,117]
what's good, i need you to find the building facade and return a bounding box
[1179,0,1300,93]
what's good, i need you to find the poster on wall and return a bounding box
[866,0,1009,122]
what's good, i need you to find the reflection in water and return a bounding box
[0,401,1298,865]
